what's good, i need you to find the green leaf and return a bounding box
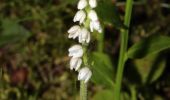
[134,54,166,84]
[96,0,125,28]
[92,90,114,100]
[0,19,31,47]
[92,89,130,100]
[127,35,170,59]
[90,52,114,88]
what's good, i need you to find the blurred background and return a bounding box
[0,0,170,100]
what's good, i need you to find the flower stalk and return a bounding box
[114,0,133,100]
[67,0,102,100]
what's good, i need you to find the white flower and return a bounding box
[90,20,102,33]
[78,0,88,10]
[68,25,81,39]
[70,57,82,71]
[78,28,90,44]
[88,10,98,21]
[73,10,86,24]
[89,0,97,8]
[78,67,92,83]
[68,45,83,58]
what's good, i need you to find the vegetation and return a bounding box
[0,0,170,100]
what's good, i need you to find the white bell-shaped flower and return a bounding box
[78,28,90,44]
[68,45,83,58]
[78,0,88,10]
[88,10,98,21]
[68,25,81,39]
[73,10,86,24]
[78,67,92,83]
[90,20,102,33]
[89,0,97,8]
[70,57,82,71]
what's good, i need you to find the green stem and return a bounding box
[80,45,88,100]
[114,0,133,100]
[80,81,87,100]
[130,86,137,100]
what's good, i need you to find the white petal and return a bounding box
[90,21,94,32]
[89,0,97,8]
[86,32,91,43]
[69,45,82,52]
[68,25,80,33]
[73,10,86,24]
[78,67,92,83]
[89,20,102,33]
[79,28,90,43]
[70,57,82,70]
[80,12,86,24]
[68,25,81,39]
[75,58,82,71]
[88,10,98,21]
[78,0,87,10]
[84,71,92,83]
[68,45,83,58]
[70,58,77,70]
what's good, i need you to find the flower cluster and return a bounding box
[68,0,101,83]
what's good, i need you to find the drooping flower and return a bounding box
[68,25,81,39]
[90,20,102,33]
[73,10,86,24]
[78,0,88,10]
[89,0,97,8]
[68,45,83,58]
[78,28,91,44]
[70,57,82,71]
[78,67,92,83]
[88,10,98,21]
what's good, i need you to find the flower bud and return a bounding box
[78,28,90,44]
[89,0,97,8]
[88,10,98,21]
[70,57,82,71]
[68,25,81,39]
[73,10,86,24]
[68,45,83,58]
[78,0,87,10]
[78,67,92,83]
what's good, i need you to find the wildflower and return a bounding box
[78,28,91,44]
[90,20,102,33]
[73,10,86,24]
[89,0,97,8]
[78,67,92,83]
[68,25,81,39]
[70,57,82,71]
[88,10,98,21]
[78,0,88,10]
[68,45,83,58]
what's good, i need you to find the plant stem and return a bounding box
[80,81,87,100]
[114,0,133,99]
[80,45,88,100]
[130,86,137,100]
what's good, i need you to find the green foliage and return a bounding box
[90,52,114,88]
[134,54,166,84]
[92,89,131,100]
[96,0,124,28]
[127,35,170,59]
[0,19,31,47]
[92,90,114,100]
